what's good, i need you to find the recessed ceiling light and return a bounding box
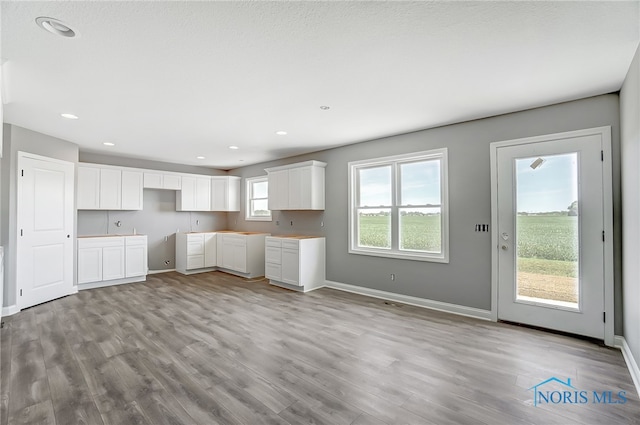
[103,142,115,146]
[320,106,330,110]
[275,131,287,136]
[228,145,239,150]
[196,156,205,159]
[36,17,77,38]
[61,113,78,119]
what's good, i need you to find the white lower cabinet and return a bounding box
[265,236,325,291]
[176,232,217,274]
[177,231,268,277]
[125,236,148,278]
[78,235,148,287]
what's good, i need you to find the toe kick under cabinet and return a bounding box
[265,236,325,292]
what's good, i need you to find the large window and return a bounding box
[246,176,271,221]
[348,148,449,262]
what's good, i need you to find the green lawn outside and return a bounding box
[358,214,578,276]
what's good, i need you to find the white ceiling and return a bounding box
[2,1,639,170]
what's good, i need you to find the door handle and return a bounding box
[67,235,70,238]
[501,245,508,250]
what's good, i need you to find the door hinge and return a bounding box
[601,150,604,161]
[603,311,606,323]
[602,230,605,242]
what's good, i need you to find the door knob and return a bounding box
[501,245,508,250]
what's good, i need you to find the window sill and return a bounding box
[246,217,272,222]
[349,247,449,263]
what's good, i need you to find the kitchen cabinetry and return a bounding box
[211,176,240,211]
[265,160,326,210]
[143,171,182,190]
[265,236,325,291]
[77,164,143,210]
[175,232,217,274]
[125,236,148,278]
[77,235,147,288]
[122,170,144,210]
[218,232,268,278]
[177,175,211,211]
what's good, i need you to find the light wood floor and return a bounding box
[1,271,639,425]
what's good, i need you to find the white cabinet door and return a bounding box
[216,235,224,267]
[211,177,227,211]
[281,248,300,285]
[268,170,288,210]
[177,176,196,211]
[102,245,125,281]
[233,243,247,273]
[195,177,211,211]
[227,177,240,211]
[222,237,235,270]
[100,168,122,210]
[177,176,209,211]
[163,174,181,190]
[77,166,100,209]
[122,170,143,210]
[125,245,147,277]
[204,233,217,267]
[125,236,147,278]
[143,172,163,189]
[211,177,240,211]
[288,167,302,209]
[77,247,102,284]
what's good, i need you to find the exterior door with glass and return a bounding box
[493,128,611,340]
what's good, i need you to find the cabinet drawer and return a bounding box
[78,237,124,249]
[187,255,205,270]
[126,236,147,246]
[265,237,282,248]
[224,235,246,246]
[282,240,299,250]
[265,246,282,264]
[265,263,281,281]
[187,241,204,256]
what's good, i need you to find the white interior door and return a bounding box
[17,153,75,309]
[493,129,612,340]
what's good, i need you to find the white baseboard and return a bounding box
[1,304,19,317]
[615,335,640,397]
[148,268,176,275]
[324,280,492,321]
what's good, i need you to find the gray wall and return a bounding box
[621,45,640,362]
[1,125,80,308]
[229,94,623,333]
[77,153,230,271]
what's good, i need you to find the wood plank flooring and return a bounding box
[1,271,639,425]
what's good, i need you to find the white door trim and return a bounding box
[490,126,614,346]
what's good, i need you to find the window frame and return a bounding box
[348,148,449,263]
[245,176,272,221]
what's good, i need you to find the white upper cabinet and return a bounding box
[77,166,100,209]
[122,170,144,210]
[177,175,211,211]
[143,171,182,190]
[211,176,240,211]
[265,160,326,210]
[78,164,143,211]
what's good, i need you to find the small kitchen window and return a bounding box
[246,176,271,221]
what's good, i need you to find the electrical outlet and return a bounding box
[276,220,280,225]
[390,273,396,281]
[321,221,324,227]
[164,260,170,265]
[290,221,293,226]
